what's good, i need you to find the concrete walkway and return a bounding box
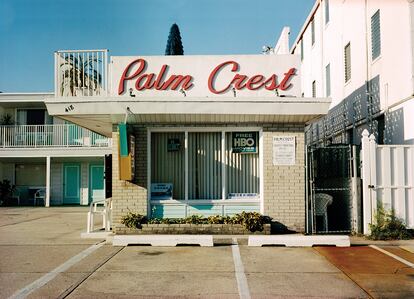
[1,207,413,298]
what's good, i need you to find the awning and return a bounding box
[45,96,331,137]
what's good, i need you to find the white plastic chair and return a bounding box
[34,188,46,206]
[87,198,112,233]
[315,193,333,232]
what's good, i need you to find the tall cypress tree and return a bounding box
[165,23,184,55]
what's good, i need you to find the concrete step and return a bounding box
[112,234,214,247]
[248,235,350,247]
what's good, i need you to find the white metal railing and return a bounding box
[55,49,108,97]
[87,198,112,233]
[0,124,112,148]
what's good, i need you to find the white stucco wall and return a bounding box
[295,0,413,104]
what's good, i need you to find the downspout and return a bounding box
[364,0,373,134]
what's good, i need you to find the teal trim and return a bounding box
[63,163,81,204]
[150,204,260,218]
[89,163,104,203]
[187,205,223,216]
[224,205,260,216]
[151,204,186,218]
[118,123,128,157]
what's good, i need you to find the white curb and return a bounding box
[113,234,214,247]
[248,235,350,247]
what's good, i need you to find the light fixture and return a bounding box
[179,88,186,97]
[232,87,236,97]
[129,88,135,97]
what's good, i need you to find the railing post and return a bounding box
[361,129,371,234]
[45,156,51,207]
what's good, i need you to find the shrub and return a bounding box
[368,205,412,240]
[121,211,272,232]
[121,212,147,229]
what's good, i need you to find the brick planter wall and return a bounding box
[116,223,271,235]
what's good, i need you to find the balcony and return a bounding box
[54,49,108,97]
[0,124,111,148]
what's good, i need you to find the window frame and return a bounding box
[371,9,381,61]
[325,0,330,25]
[325,63,331,97]
[312,80,316,98]
[147,127,264,209]
[344,42,351,83]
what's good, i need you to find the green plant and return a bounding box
[60,54,102,96]
[0,114,14,125]
[368,205,412,240]
[121,212,147,229]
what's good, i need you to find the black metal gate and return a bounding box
[306,145,361,234]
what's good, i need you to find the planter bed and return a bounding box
[116,223,271,235]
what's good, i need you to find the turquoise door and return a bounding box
[63,163,81,204]
[89,163,104,203]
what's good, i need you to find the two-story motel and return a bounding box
[0,92,112,206]
[41,48,330,233]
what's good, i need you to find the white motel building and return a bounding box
[0,0,413,235]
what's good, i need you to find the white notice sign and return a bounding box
[272,136,296,165]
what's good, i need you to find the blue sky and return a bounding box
[0,0,314,92]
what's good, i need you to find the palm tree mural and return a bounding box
[59,53,103,96]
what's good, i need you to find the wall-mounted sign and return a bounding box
[167,138,181,152]
[232,132,258,154]
[118,123,135,181]
[151,183,173,200]
[228,193,259,199]
[272,136,296,165]
[112,55,301,98]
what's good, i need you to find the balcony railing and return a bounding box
[55,49,108,97]
[0,125,111,148]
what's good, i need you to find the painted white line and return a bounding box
[9,242,104,299]
[370,245,414,268]
[231,238,251,299]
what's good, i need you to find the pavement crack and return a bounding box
[56,246,124,299]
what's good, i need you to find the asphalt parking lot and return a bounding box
[0,207,413,299]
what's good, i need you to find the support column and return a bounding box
[46,156,51,207]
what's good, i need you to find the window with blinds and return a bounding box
[300,40,304,61]
[344,43,351,83]
[371,10,381,60]
[151,132,185,200]
[325,0,330,24]
[188,132,222,200]
[311,19,315,45]
[150,130,260,201]
[312,80,316,98]
[325,64,331,97]
[225,132,259,196]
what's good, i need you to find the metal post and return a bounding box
[46,156,51,207]
[351,145,359,233]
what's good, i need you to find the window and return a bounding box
[150,130,260,201]
[300,39,304,61]
[16,109,51,125]
[325,0,330,24]
[325,64,331,96]
[371,10,381,60]
[344,43,351,83]
[311,19,315,45]
[312,81,316,97]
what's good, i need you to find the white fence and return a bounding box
[361,129,414,233]
[0,124,111,148]
[55,49,108,97]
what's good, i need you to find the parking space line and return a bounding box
[57,246,124,299]
[8,241,104,299]
[231,238,251,299]
[370,245,414,268]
